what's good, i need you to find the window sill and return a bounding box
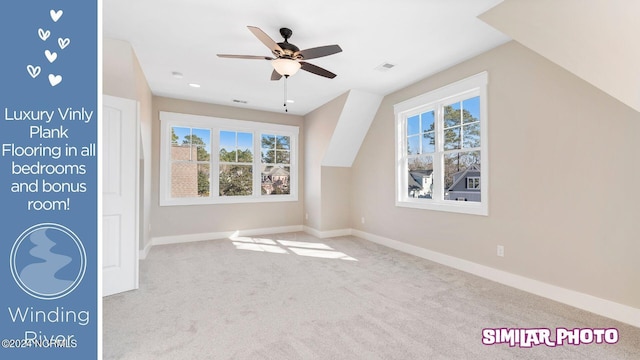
[396,199,488,216]
[160,194,299,207]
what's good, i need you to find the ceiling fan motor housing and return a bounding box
[275,28,302,59]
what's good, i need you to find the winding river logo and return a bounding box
[10,223,86,300]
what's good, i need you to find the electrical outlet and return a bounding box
[361,217,365,224]
[497,245,504,257]
[305,213,309,220]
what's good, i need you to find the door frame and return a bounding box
[100,94,140,297]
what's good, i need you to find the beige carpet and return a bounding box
[103,232,640,359]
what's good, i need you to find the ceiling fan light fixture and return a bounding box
[272,58,301,76]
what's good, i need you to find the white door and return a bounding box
[102,95,139,296]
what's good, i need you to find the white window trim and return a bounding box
[159,111,299,206]
[394,72,489,216]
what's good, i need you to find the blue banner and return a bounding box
[0,1,98,359]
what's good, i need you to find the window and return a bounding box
[466,177,480,189]
[261,134,291,195]
[219,131,253,197]
[160,112,298,206]
[394,72,488,215]
[170,126,211,198]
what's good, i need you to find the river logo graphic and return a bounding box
[10,223,87,300]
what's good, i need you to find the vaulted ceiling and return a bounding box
[481,0,640,113]
[103,0,510,115]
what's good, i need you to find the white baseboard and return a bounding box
[351,229,640,328]
[150,225,304,247]
[303,226,352,239]
[139,240,152,260]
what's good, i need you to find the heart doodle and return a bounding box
[58,38,70,50]
[38,28,50,41]
[50,9,63,22]
[48,74,62,87]
[27,65,41,79]
[45,50,58,63]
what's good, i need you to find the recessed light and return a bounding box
[171,71,184,79]
[188,83,201,88]
[286,99,295,104]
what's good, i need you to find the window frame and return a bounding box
[394,72,489,216]
[159,111,299,206]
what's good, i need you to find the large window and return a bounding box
[160,112,298,206]
[394,72,488,215]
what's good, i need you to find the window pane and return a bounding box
[408,157,433,199]
[219,164,252,196]
[407,135,420,155]
[261,165,290,195]
[262,134,276,150]
[444,151,481,202]
[171,126,189,144]
[463,96,480,123]
[421,132,435,153]
[197,164,210,196]
[444,127,461,150]
[236,149,252,163]
[171,143,192,161]
[220,131,253,163]
[276,150,290,164]
[237,132,253,163]
[462,122,480,149]
[262,149,275,163]
[444,102,461,128]
[172,127,201,161]
[191,128,210,145]
[196,145,210,161]
[421,111,435,132]
[407,115,419,136]
[192,129,211,161]
[171,161,199,198]
[220,131,236,162]
[276,135,290,150]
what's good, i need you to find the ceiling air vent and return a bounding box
[232,99,248,104]
[375,62,396,72]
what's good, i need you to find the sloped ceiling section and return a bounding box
[479,0,640,113]
[322,90,383,167]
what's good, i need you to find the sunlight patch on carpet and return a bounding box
[228,235,357,261]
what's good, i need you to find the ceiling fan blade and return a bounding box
[296,45,342,60]
[217,54,274,60]
[271,69,283,81]
[300,61,337,79]
[247,26,283,54]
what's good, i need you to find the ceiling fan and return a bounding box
[217,26,342,80]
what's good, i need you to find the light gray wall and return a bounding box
[303,93,349,230]
[321,166,351,231]
[103,38,153,250]
[350,41,640,309]
[151,96,304,238]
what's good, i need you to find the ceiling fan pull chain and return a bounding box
[284,75,288,112]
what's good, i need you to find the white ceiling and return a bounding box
[103,0,510,116]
